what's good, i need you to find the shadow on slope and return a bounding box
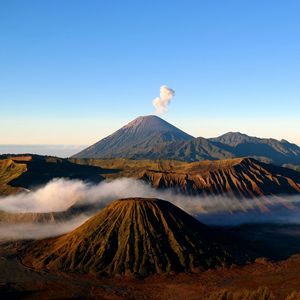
[222,223,300,261]
[6,155,119,190]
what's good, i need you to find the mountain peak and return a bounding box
[123,115,191,135]
[216,132,250,139]
[23,197,245,276]
[126,114,160,123]
[124,115,167,129]
[210,132,254,146]
[73,115,193,159]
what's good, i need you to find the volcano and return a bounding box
[72,115,300,167]
[22,198,247,277]
[73,115,193,159]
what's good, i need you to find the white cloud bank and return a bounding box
[0,177,299,216]
[0,178,300,239]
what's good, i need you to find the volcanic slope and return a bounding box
[73,115,232,161]
[73,115,194,159]
[0,155,110,195]
[23,198,248,277]
[72,115,300,166]
[138,158,300,198]
[0,157,28,195]
[71,157,300,199]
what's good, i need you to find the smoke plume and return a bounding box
[152,85,175,114]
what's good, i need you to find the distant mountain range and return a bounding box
[73,115,300,167]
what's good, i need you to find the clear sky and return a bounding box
[1,0,300,156]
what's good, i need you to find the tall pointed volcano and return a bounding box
[22,198,247,277]
[121,115,192,139]
[72,115,300,166]
[73,115,193,159]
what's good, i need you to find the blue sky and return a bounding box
[1,0,300,155]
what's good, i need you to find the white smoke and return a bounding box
[152,85,175,114]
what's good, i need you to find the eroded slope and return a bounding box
[23,198,247,276]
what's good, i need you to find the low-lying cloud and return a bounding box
[0,215,88,241]
[0,177,299,215]
[0,178,300,240]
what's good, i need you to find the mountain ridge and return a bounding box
[0,155,106,195]
[72,115,300,167]
[72,157,300,200]
[2,155,300,202]
[210,132,300,165]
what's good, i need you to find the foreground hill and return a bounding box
[22,198,248,276]
[71,157,300,199]
[72,115,300,167]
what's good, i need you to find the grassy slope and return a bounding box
[0,155,108,196]
[0,158,28,195]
